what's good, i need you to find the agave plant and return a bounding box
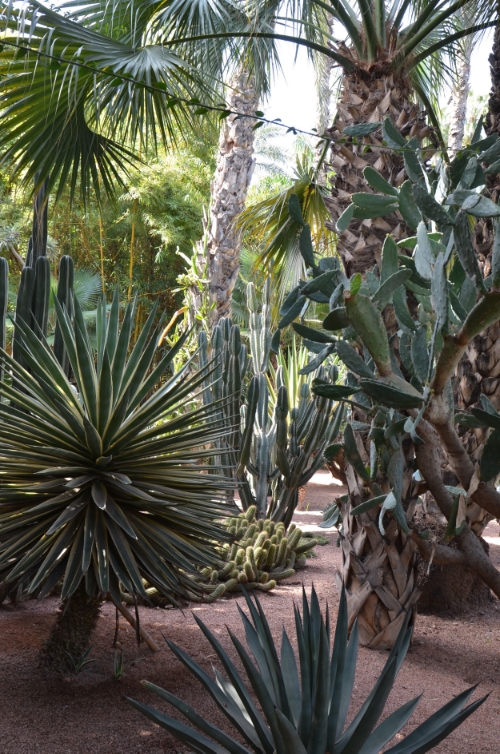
[0,290,235,605]
[127,587,486,753]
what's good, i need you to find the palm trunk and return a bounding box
[325,70,432,275]
[335,434,420,648]
[322,71,428,644]
[206,69,258,324]
[447,33,474,155]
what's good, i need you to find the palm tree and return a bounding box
[311,0,494,274]
[0,0,494,305]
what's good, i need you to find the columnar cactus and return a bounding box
[198,279,342,525]
[11,178,74,375]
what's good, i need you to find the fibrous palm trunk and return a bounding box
[325,69,432,275]
[206,69,259,324]
[324,68,428,643]
[335,438,420,649]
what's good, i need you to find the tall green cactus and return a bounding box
[11,178,74,376]
[53,255,74,375]
[199,278,341,525]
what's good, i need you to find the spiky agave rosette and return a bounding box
[0,291,235,604]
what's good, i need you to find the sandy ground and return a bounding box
[1,471,499,754]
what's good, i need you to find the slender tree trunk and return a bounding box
[325,69,433,275]
[206,69,258,324]
[314,13,336,181]
[447,33,474,155]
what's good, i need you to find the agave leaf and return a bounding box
[61,523,85,599]
[384,686,484,753]
[126,698,229,754]
[111,299,135,394]
[274,710,307,754]
[280,629,301,728]
[229,629,286,754]
[82,502,97,573]
[166,639,264,751]
[94,512,110,592]
[192,616,275,753]
[357,696,421,754]
[137,684,251,754]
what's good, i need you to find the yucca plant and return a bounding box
[127,586,487,753]
[0,289,236,667]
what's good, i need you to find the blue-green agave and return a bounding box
[127,587,487,753]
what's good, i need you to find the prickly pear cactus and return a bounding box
[285,119,500,646]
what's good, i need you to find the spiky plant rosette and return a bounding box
[0,291,235,604]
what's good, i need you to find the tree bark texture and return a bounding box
[335,429,421,649]
[447,29,474,154]
[206,69,259,324]
[325,70,432,275]
[39,582,102,673]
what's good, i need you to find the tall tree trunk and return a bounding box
[447,33,474,155]
[314,13,336,181]
[336,441,420,649]
[325,70,432,275]
[206,69,259,324]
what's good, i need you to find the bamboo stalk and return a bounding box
[99,212,105,292]
[128,199,137,300]
[158,306,188,345]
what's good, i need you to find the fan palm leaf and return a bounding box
[0,0,495,204]
[0,290,236,602]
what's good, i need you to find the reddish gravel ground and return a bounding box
[1,471,499,754]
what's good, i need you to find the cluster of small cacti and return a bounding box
[129,506,318,606]
[192,506,317,602]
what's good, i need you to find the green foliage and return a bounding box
[238,144,335,312]
[127,586,486,753]
[0,145,215,325]
[0,290,236,603]
[284,120,500,531]
[1,0,489,200]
